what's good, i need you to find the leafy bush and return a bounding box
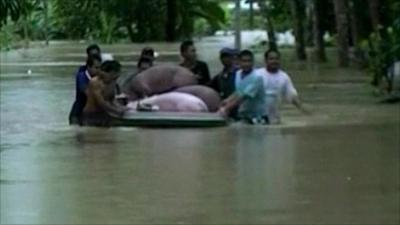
[94,12,119,44]
[0,19,21,50]
[362,22,400,89]
[360,0,400,89]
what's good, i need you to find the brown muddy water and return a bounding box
[0,40,399,224]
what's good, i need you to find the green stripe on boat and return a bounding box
[109,112,228,128]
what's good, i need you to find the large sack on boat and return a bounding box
[126,65,198,100]
[174,85,221,112]
[127,92,208,113]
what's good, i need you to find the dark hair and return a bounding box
[220,48,239,58]
[239,49,254,59]
[220,52,231,59]
[180,40,194,54]
[86,44,101,55]
[86,54,102,67]
[141,47,155,57]
[264,49,281,59]
[101,60,121,73]
[137,56,153,68]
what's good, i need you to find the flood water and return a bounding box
[1,40,399,224]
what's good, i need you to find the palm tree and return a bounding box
[17,0,42,48]
[0,0,22,27]
[54,0,134,41]
[333,0,350,67]
[52,0,226,42]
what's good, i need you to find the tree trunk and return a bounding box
[290,0,307,60]
[165,0,177,42]
[23,15,29,49]
[306,3,314,46]
[313,0,327,62]
[234,0,241,50]
[333,0,350,67]
[44,0,49,46]
[349,0,361,46]
[257,0,277,51]
[126,24,135,43]
[368,0,380,32]
[349,0,367,66]
[266,18,277,50]
[249,0,254,30]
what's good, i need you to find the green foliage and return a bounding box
[190,0,226,29]
[49,0,225,42]
[95,12,119,44]
[266,0,291,32]
[0,0,23,26]
[194,18,218,37]
[0,19,21,50]
[361,1,400,86]
[53,0,97,39]
[0,0,42,26]
[134,0,166,42]
[174,0,225,39]
[0,0,46,49]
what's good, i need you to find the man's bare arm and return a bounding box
[218,93,244,117]
[292,96,311,115]
[90,81,126,116]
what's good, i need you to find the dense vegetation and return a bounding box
[0,0,226,44]
[0,0,399,85]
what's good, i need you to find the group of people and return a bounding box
[215,48,308,124]
[69,40,308,126]
[68,44,126,126]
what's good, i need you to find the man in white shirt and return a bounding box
[257,49,309,124]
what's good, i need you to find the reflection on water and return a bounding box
[1,41,399,224]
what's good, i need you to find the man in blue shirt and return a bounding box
[69,55,102,125]
[218,50,268,124]
[77,44,102,74]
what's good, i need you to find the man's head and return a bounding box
[239,50,254,73]
[264,49,281,72]
[100,60,121,83]
[86,55,102,77]
[137,56,153,72]
[220,48,238,68]
[141,47,155,61]
[180,40,197,62]
[86,44,101,59]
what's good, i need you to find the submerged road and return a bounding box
[1,41,399,224]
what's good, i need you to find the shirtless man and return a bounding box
[83,60,128,126]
